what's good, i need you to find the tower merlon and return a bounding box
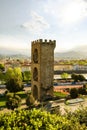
[32,39,56,46]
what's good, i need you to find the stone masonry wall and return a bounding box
[31,39,56,101]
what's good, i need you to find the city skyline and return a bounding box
[0,0,87,55]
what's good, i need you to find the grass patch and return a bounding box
[0,96,6,107]
[0,101,6,107]
[54,91,67,98]
[16,91,27,99]
[0,91,27,108]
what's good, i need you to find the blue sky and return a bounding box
[0,0,87,54]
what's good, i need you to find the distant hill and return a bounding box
[0,45,87,59]
[0,47,30,59]
[0,54,30,60]
[55,45,87,60]
[54,51,86,59]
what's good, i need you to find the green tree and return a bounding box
[78,74,86,81]
[6,67,23,92]
[71,73,78,82]
[14,67,22,80]
[6,94,21,110]
[0,63,5,71]
[6,67,15,80]
[22,71,31,82]
[5,67,23,110]
[61,73,69,80]
[6,78,23,93]
[83,84,87,88]
[0,72,4,81]
[6,67,22,81]
[71,73,86,82]
[70,88,78,98]
[78,87,87,95]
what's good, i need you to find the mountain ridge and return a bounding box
[0,45,87,59]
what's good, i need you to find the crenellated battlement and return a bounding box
[32,39,56,46]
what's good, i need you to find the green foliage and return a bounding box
[17,91,27,99]
[6,67,22,81]
[6,92,14,99]
[54,92,67,98]
[0,96,6,107]
[78,74,86,81]
[6,67,23,93]
[83,84,87,88]
[61,73,69,80]
[73,107,87,125]
[6,78,23,93]
[0,64,5,71]
[71,73,86,82]
[6,67,15,80]
[70,88,78,98]
[0,108,86,129]
[22,71,31,82]
[78,87,87,95]
[6,94,21,110]
[5,67,23,110]
[0,91,27,108]
[0,72,5,81]
[14,67,22,79]
[65,106,87,127]
[58,59,87,65]
[71,73,78,82]
[26,94,35,108]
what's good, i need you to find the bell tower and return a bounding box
[31,39,56,101]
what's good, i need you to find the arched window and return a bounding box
[33,49,38,63]
[33,67,38,81]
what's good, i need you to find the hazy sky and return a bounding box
[0,0,87,54]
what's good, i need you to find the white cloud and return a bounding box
[21,11,50,33]
[59,0,87,25]
[44,0,87,26]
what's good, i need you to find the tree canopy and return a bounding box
[6,78,23,93]
[22,71,31,82]
[0,63,5,71]
[61,73,69,80]
[71,73,86,82]
[70,88,78,98]
[6,67,22,81]
[6,67,23,93]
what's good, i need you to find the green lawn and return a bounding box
[54,91,67,98]
[0,91,67,108]
[17,91,27,99]
[0,96,6,107]
[0,91,27,107]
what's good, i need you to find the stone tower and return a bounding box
[31,39,56,101]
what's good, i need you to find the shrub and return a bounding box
[0,108,86,129]
[6,92,14,99]
[70,88,78,99]
[83,84,87,88]
[6,78,23,93]
[6,94,21,110]
[4,90,8,95]
[78,87,87,95]
[26,94,35,108]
